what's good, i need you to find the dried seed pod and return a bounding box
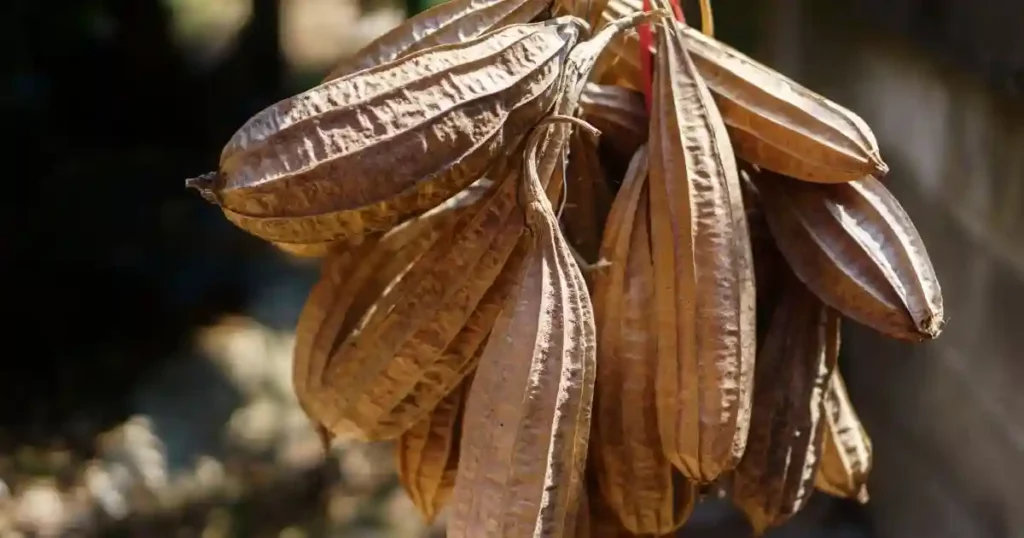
[562,129,614,266]
[447,120,597,538]
[311,171,540,440]
[578,83,648,160]
[590,145,688,535]
[292,195,467,435]
[815,371,872,504]
[188,16,592,246]
[324,0,554,81]
[731,277,840,536]
[681,26,887,184]
[272,179,497,258]
[583,463,693,538]
[397,375,471,522]
[753,170,944,341]
[591,0,888,184]
[647,11,756,484]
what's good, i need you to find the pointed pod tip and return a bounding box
[919,312,945,340]
[185,171,222,205]
[856,487,871,504]
[872,158,890,178]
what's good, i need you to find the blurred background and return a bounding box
[3,0,1021,536]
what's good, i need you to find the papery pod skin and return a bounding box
[397,375,471,522]
[753,170,944,341]
[562,129,614,267]
[447,123,597,538]
[583,464,693,538]
[191,16,591,246]
[316,167,536,441]
[292,189,475,436]
[324,0,555,81]
[647,11,756,484]
[272,179,497,258]
[579,83,648,160]
[815,371,873,504]
[680,24,888,184]
[590,145,683,535]
[592,0,888,184]
[731,278,840,536]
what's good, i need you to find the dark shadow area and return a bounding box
[2,0,289,451]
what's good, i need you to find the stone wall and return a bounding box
[757,2,1024,537]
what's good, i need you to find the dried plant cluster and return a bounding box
[186,0,944,535]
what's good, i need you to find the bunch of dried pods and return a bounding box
[186,0,943,535]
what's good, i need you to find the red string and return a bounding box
[639,0,653,112]
[638,0,686,112]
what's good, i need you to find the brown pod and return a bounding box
[324,0,554,81]
[562,128,615,267]
[188,17,590,246]
[447,121,597,538]
[815,371,873,504]
[592,0,888,184]
[647,9,756,484]
[578,83,648,161]
[271,178,497,258]
[583,463,693,538]
[292,194,468,436]
[590,145,688,535]
[754,170,944,341]
[293,160,545,442]
[731,277,840,536]
[396,375,471,522]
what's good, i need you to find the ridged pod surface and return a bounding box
[578,83,648,160]
[272,179,495,258]
[754,170,944,341]
[293,162,541,441]
[647,11,756,484]
[588,0,888,184]
[292,188,477,435]
[581,464,693,538]
[396,375,471,522]
[447,121,597,538]
[731,278,840,536]
[815,371,873,504]
[192,17,591,246]
[590,145,689,535]
[324,0,555,81]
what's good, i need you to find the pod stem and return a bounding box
[185,171,222,205]
[699,0,714,37]
[519,115,601,227]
